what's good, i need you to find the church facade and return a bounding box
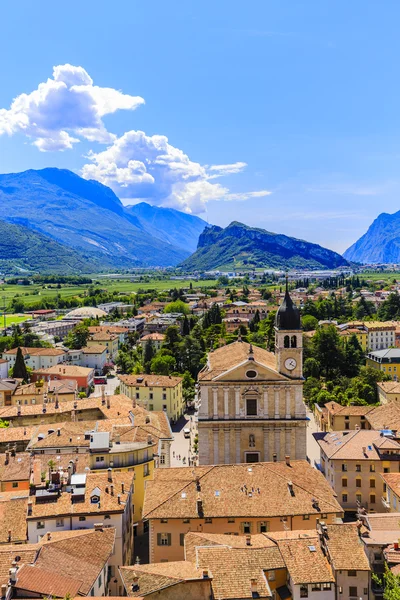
[197,288,307,465]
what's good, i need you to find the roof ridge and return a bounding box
[325,429,358,459]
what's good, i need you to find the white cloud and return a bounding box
[0,64,144,151]
[82,130,271,214]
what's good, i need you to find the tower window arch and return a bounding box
[291,335,297,348]
[284,335,290,348]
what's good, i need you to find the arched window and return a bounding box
[284,335,290,348]
[291,335,297,348]
[249,434,255,448]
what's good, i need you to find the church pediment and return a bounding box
[212,359,288,382]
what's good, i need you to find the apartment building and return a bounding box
[26,470,134,595]
[119,374,183,421]
[314,430,400,512]
[87,332,119,360]
[30,364,94,393]
[381,472,400,511]
[3,347,66,370]
[139,333,165,351]
[143,460,343,563]
[366,349,400,380]
[315,401,374,432]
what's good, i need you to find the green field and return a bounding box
[0,278,218,311]
[0,314,30,327]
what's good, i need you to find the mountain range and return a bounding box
[0,168,207,270]
[179,222,349,271]
[344,210,400,264]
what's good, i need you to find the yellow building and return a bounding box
[314,429,400,513]
[11,380,77,407]
[0,379,20,407]
[366,349,400,380]
[119,374,183,421]
[87,332,119,359]
[315,401,374,432]
[381,472,400,511]
[377,381,400,404]
[339,328,368,352]
[143,461,343,564]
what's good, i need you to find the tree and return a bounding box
[182,370,195,405]
[304,357,321,379]
[12,347,29,382]
[164,300,190,315]
[302,315,318,332]
[342,334,365,378]
[64,323,90,349]
[182,315,190,336]
[143,340,155,374]
[373,565,400,600]
[311,326,344,379]
[150,354,176,375]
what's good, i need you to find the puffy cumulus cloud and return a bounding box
[0,64,144,151]
[82,130,271,214]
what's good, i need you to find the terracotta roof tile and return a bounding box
[313,430,400,460]
[119,374,182,388]
[0,545,38,586]
[324,524,370,571]
[143,461,342,520]
[14,564,82,597]
[120,562,203,597]
[276,537,334,585]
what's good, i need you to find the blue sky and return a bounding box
[0,1,399,254]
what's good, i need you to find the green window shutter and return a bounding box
[180,533,184,546]
[157,533,162,545]
[167,533,172,546]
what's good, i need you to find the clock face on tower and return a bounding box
[285,358,297,371]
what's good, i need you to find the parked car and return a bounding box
[183,428,191,438]
[94,376,107,385]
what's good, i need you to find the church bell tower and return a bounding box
[275,279,303,379]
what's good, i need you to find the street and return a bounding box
[306,408,321,468]
[170,414,195,467]
[91,376,120,398]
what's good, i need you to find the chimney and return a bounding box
[107,468,112,482]
[202,569,209,579]
[197,493,203,517]
[132,397,136,408]
[395,540,399,551]
[57,428,61,436]
[121,482,125,494]
[131,574,140,592]
[273,453,277,462]
[117,494,121,505]
[4,452,9,466]
[288,481,295,497]
[147,435,152,445]
[107,396,111,409]
[115,433,120,444]
[355,424,360,431]
[196,476,201,491]
[1,583,7,598]
[285,455,291,467]
[94,523,103,531]
[110,484,114,496]
[7,530,11,543]
[17,404,21,416]
[101,385,105,405]
[27,500,33,516]
[145,415,150,424]
[246,534,251,546]
[250,579,258,594]
[46,532,51,541]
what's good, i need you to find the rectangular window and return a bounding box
[349,586,357,597]
[370,464,375,472]
[183,519,190,524]
[356,464,361,472]
[303,514,310,520]
[342,464,347,472]
[161,519,168,523]
[149,393,153,400]
[98,574,102,588]
[56,518,64,527]
[149,404,154,411]
[162,393,167,401]
[143,464,150,477]
[342,494,348,503]
[356,494,362,503]
[356,479,361,488]
[228,518,235,523]
[370,479,376,488]
[370,494,376,504]
[37,521,45,529]
[205,518,212,524]
[258,521,269,533]
[300,585,308,598]
[312,584,321,591]
[246,398,257,416]
[157,533,171,546]
[348,571,357,577]
[95,456,104,462]
[79,516,86,521]
[180,533,185,546]
[342,478,348,487]
[242,522,251,534]
[322,583,331,590]
[12,482,18,488]
[384,467,390,473]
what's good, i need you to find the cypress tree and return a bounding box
[13,347,29,382]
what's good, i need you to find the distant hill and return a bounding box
[344,211,400,264]
[0,168,191,268]
[180,221,349,271]
[0,219,102,273]
[124,202,207,253]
